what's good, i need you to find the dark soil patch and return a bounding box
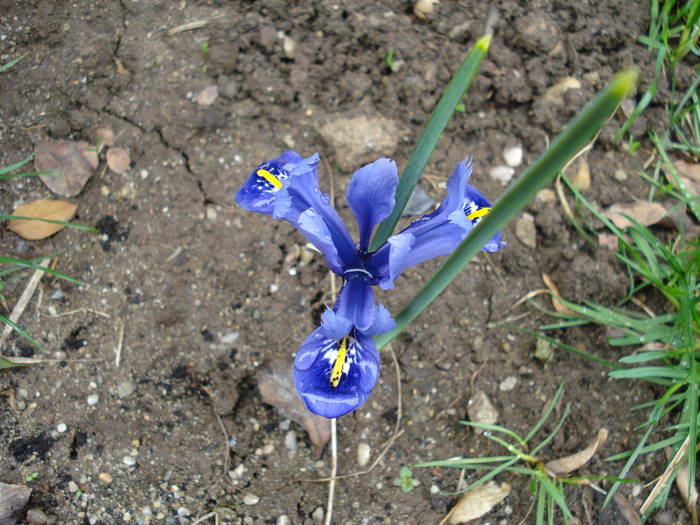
[0,1,694,523]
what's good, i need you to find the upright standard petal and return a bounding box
[294,328,380,419]
[346,158,398,252]
[235,151,303,214]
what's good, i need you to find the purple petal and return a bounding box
[272,156,359,271]
[235,151,303,214]
[346,158,398,251]
[363,303,396,336]
[293,331,380,419]
[320,309,353,340]
[334,275,375,332]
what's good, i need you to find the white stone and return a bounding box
[56,423,68,433]
[277,516,291,525]
[489,165,515,184]
[122,455,136,466]
[86,394,99,406]
[243,494,260,505]
[284,431,298,457]
[503,145,523,168]
[357,442,371,467]
[499,376,518,391]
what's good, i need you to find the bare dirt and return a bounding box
[0,1,694,524]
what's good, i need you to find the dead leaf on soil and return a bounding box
[94,127,115,151]
[77,141,99,170]
[7,199,77,240]
[106,147,131,174]
[541,273,575,315]
[0,482,31,525]
[35,140,96,197]
[256,359,330,457]
[545,428,608,476]
[675,458,699,524]
[602,201,667,229]
[447,481,511,523]
[606,492,642,525]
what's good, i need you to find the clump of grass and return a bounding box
[533,2,700,518]
[418,384,620,524]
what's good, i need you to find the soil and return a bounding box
[0,1,695,524]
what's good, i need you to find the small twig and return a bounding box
[0,257,50,349]
[200,386,232,481]
[640,434,690,514]
[166,14,225,36]
[191,511,217,525]
[50,308,111,318]
[325,417,338,525]
[114,320,125,368]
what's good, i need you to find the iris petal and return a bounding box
[235,151,303,214]
[346,158,398,252]
[293,330,381,419]
[334,275,375,332]
[320,309,353,340]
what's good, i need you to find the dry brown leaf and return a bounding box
[675,459,699,524]
[106,147,131,174]
[94,127,115,149]
[256,359,330,457]
[541,273,575,315]
[602,201,667,229]
[545,428,608,476]
[448,481,510,523]
[0,482,31,525]
[196,85,219,106]
[77,141,99,170]
[609,492,642,525]
[8,199,78,240]
[673,160,700,183]
[35,140,95,197]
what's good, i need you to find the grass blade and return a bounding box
[369,34,492,251]
[375,69,638,350]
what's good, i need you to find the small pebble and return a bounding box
[177,508,191,519]
[122,455,137,466]
[468,390,499,431]
[312,506,325,524]
[25,508,48,524]
[430,484,440,495]
[243,494,260,505]
[270,283,279,293]
[98,472,113,484]
[68,481,79,493]
[277,516,291,525]
[86,394,99,406]
[221,331,239,344]
[357,443,371,467]
[535,188,556,203]
[279,419,291,431]
[499,376,518,392]
[117,380,136,398]
[489,165,515,184]
[503,145,523,168]
[56,423,67,433]
[402,185,435,216]
[514,213,537,249]
[614,168,627,181]
[284,430,298,457]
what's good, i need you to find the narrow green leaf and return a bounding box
[369,34,492,251]
[0,256,80,285]
[0,55,25,74]
[375,69,638,350]
[0,152,34,176]
[0,314,44,352]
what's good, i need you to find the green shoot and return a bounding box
[418,384,622,524]
[393,466,421,493]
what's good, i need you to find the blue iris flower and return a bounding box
[236,151,504,418]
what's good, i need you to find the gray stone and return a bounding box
[317,112,400,171]
[117,380,136,398]
[515,212,537,249]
